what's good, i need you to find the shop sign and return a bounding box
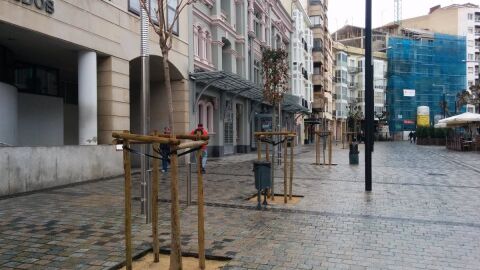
[15,0,54,14]
[403,89,416,97]
[403,120,415,125]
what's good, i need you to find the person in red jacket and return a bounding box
[190,123,208,174]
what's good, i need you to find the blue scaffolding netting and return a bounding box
[387,33,466,133]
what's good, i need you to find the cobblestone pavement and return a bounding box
[1,142,480,269]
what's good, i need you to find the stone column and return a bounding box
[97,56,130,144]
[78,51,98,145]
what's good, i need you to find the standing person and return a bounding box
[191,123,208,174]
[412,131,417,144]
[408,131,413,143]
[160,127,171,172]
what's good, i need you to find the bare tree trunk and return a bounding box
[162,49,182,270]
[162,50,175,135]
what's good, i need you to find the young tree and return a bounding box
[456,90,471,113]
[469,84,480,112]
[139,1,196,269]
[261,48,288,197]
[140,0,196,136]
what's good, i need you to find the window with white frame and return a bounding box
[197,100,214,132]
[310,16,323,27]
[468,13,473,20]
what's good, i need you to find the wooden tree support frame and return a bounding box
[254,132,296,203]
[315,131,333,166]
[112,131,209,270]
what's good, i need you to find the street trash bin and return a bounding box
[349,143,359,165]
[253,161,271,210]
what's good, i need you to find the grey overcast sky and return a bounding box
[328,0,467,32]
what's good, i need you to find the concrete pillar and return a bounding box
[97,56,130,144]
[78,51,98,145]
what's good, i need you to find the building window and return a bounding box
[313,62,322,75]
[14,63,59,97]
[358,59,363,72]
[128,0,140,15]
[468,27,474,34]
[313,38,323,51]
[168,0,179,35]
[253,60,260,84]
[205,102,214,132]
[128,0,178,34]
[197,100,214,132]
[468,67,473,74]
[309,0,322,5]
[254,11,262,40]
[310,16,323,27]
[468,53,474,61]
[468,13,473,20]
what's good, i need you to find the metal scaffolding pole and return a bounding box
[365,0,373,191]
[140,2,151,222]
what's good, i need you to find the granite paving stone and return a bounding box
[0,142,479,269]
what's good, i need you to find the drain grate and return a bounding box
[427,173,447,176]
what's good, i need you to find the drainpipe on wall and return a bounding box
[140,1,151,223]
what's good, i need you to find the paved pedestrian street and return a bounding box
[1,142,480,270]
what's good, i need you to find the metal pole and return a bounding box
[140,2,151,221]
[365,0,373,191]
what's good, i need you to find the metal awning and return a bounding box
[282,94,310,114]
[190,71,310,114]
[190,71,263,102]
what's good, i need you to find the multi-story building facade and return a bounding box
[286,0,313,144]
[0,0,193,195]
[385,28,466,138]
[189,0,298,155]
[307,0,333,143]
[332,41,387,140]
[398,3,480,112]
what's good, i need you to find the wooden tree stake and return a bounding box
[196,149,206,269]
[265,143,269,162]
[283,139,288,203]
[151,141,160,263]
[328,132,332,166]
[169,138,182,270]
[257,138,261,160]
[289,138,294,200]
[122,138,132,270]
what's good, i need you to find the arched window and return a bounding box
[197,100,214,132]
[205,102,214,132]
[198,101,204,125]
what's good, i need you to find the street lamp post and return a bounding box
[365,0,373,191]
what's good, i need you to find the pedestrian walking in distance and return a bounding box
[190,123,208,174]
[408,131,413,143]
[160,127,171,172]
[412,131,417,144]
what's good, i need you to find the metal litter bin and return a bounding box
[349,143,359,165]
[253,161,271,210]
